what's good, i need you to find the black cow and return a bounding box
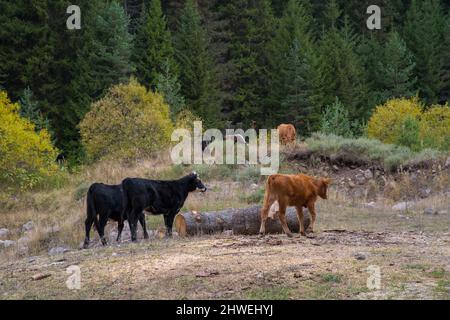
[121,172,206,242]
[83,183,148,249]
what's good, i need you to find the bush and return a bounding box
[420,104,450,151]
[396,115,421,151]
[367,97,423,146]
[0,91,59,190]
[79,79,174,161]
[320,97,358,138]
[368,98,450,151]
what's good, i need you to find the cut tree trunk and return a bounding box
[174,205,310,237]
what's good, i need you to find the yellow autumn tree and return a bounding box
[0,91,58,190]
[367,97,423,146]
[79,79,174,161]
[420,104,450,151]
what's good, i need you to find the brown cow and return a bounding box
[259,174,331,237]
[277,123,296,145]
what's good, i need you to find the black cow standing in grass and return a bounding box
[83,183,148,249]
[121,172,206,242]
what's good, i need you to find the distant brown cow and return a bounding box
[259,174,331,237]
[277,124,296,144]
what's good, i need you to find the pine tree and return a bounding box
[376,31,417,102]
[267,0,318,133]
[280,39,316,132]
[317,1,367,119]
[132,0,176,89]
[440,18,450,104]
[156,59,185,119]
[82,1,133,100]
[19,87,50,133]
[403,0,446,104]
[223,0,276,127]
[175,0,221,127]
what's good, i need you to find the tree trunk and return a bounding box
[174,205,310,237]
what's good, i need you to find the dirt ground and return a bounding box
[1,200,449,300]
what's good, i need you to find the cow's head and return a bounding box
[188,171,207,192]
[318,178,331,199]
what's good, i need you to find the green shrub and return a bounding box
[395,115,421,151]
[320,97,359,138]
[306,133,442,171]
[79,78,173,161]
[241,186,265,204]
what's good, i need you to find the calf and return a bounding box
[83,183,148,249]
[121,172,206,242]
[277,123,296,145]
[259,174,331,237]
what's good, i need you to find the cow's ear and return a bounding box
[323,178,332,186]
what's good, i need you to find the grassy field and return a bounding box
[0,144,449,299]
[0,189,449,299]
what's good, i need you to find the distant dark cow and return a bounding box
[83,183,148,249]
[122,172,206,242]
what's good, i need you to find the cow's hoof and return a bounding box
[300,231,306,236]
[144,234,149,240]
[286,233,294,238]
[82,243,89,249]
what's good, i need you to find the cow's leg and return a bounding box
[116,220,124,242]
[98,215,108,246]
[278,203,293,238]
[139,214,149,239]
[306,201,316,233]
[259,196,275,235]
[128,210,140,242]
[164,214,174,237]
[83,216,95,249]
[295,206,306,236]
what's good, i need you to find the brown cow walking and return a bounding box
[277,123,296,145]
[259,174,331,237]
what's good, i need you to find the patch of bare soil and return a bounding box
[0,229,448,300]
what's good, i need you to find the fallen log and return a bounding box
[174,205,310,237]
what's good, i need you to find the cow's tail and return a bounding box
[262,175,277,208]
[120,180,130,222]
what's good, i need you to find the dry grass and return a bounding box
[0,146,449,300]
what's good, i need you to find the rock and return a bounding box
[250,183,258,190]
[392,202,409,211]
[419,188,431,198]
[354,253,366,260]
[48,246,70,255]
[0,240,15,248]
[223,230,233,236]
[0,228,9,239]
[332,165,339,171]
[424,208,438,215]
[22,221,34,232]
[365,202,376,208]
[17,236,30,254]
[364,169,373,179]
[348,181,356,188]
[445,157,450,168]
[438,210,448,215]
[355,174,366,185]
